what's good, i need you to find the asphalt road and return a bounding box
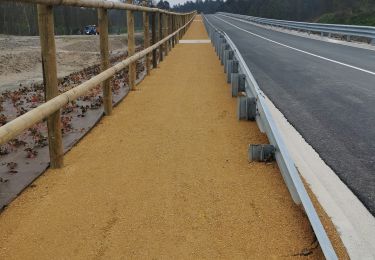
[207,14,375,216]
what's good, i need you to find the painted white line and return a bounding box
[179,39,211,44]
[215,15,375,76]
[218,15,375,52]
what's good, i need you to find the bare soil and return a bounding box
[0,34,147,209]
[0,34,143,91]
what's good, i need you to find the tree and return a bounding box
[157,0,170,10]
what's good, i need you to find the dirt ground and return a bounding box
[0,34,142,91]
[0,17,348,259]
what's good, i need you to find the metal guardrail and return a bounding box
[218,12,375,44]
[202,15,338,260]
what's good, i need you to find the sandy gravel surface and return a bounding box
[0,34,142,91]
[0,18,347,259]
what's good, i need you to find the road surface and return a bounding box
[207,14,375,216]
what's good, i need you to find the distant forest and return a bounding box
[1,0,374,36]
[0,0,170,36]
[174,0,375,25]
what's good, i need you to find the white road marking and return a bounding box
[179,39,211,44]
[215,15,375,76]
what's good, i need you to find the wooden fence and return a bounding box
[0,0,196,168]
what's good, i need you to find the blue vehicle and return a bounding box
[84,25,98,35]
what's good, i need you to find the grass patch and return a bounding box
[317,10,375,26]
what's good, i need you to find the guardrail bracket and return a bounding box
[237,96,256,121]
[248,144,276,162]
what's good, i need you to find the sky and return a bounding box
[168,0,189,6]
[110,0,191,8]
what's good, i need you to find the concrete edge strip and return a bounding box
[264,95,375,259]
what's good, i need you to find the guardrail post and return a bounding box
[223,49,229,72]
[217,36,224,55]
[220,42,228,64]
[214,32,218,50]
[126,0,135,90]
[37,4,63,168]
[220,42,225,61]
[215,33,219,52]
[143,11,151,75]
[224,49,233,73]
[227,60,238,83]
[98,8,112,116]
[231,73,246,97]
[223,44,233,70]
[159,13,163,62]
[151,12,157,68]
[222,43,229,64]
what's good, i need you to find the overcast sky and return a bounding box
[168,0,188,6]
[112,0,191,7]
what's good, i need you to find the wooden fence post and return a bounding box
[183,16,186,35]
[126,0,135,90]
[176,15,179,44]
[151,12,157,68]
[169,14,172,51]
[181,16,183,36]
[171,15,174,48]
[98,8,112,116]
[143,11,151,75]
[174,15,177,46]
[178,15,182,40]
[159,13,163,62]
[164,13,169,56]
[37,4,63,168]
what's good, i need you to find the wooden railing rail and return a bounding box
[1,0,196,15]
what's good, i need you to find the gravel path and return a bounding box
[0,17,346,259]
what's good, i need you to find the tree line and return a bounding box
[0,0,171,36]
[2,0,373,35]
[173,0,375,24]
